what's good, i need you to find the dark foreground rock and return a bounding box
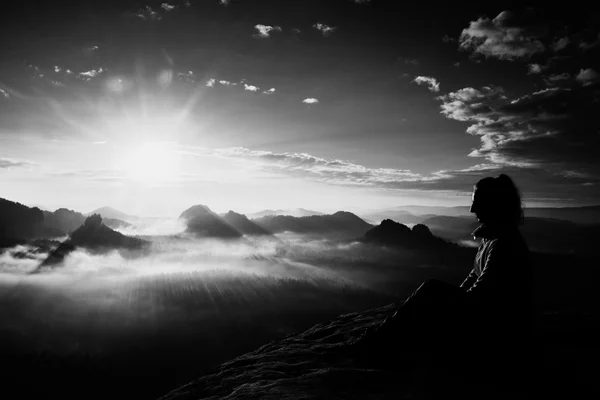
[158,304,404,400]
[158,301,600,400]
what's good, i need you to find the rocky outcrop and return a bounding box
[37,214,147,268]
[362,219,449,249]
[158,304,404,400]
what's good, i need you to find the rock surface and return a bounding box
[159,304,404,400]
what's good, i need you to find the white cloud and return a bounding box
[544,72,570,84]
[551,37,570,52]
[219,80,235,86]
[244,84,259,92]
[254,24,282,39]
[213,147,447,189]
[579,33,600,51]
[302,98,319,104]
[459,10,545,60]
[527,63,544,75]
[576,68,599,86]
[54,66,62,73]
[0,158,36,169]
[206,78,216,87]
[77,68,104,81]
[131,6,162,21]
[263,88,276,95]
[177,70,195,83]
[219,0,230,5]
[161,3,176,11]
[313,23,336,36]
[0,88,10,99]
[413,76,440,92]
[398,57,419,66]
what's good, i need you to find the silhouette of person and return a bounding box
[352,174,533,391]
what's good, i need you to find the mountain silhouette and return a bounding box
[253,211,372,236]
[421,215,600,256]
[38,214,147,268]
[0,197,44,246]
[247,208,324,218]
[179,205,242,238]
[87,206,136,221]
[221,211,271,235]
[361,219,449,249]
[43,208,131,235]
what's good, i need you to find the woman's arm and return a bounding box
[460,268,478,291]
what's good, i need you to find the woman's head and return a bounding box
[470,174,524,226]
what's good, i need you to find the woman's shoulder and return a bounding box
[487,231,529,255]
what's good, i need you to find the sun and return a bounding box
[123,142,182,184]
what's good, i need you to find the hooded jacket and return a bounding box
[460,224,533,332]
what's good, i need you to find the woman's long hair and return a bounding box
[475,174,524,226]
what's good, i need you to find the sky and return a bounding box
[1,0,599,216]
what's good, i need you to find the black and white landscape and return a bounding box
[1,1,599,399]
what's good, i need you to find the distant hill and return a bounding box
[179,205,242,238]
[420,215,600,257]
[42,208,86,234]
[523,206,600,225]
[247,208,324,219]
[87,207,136,221]
[361,219,450,250]
[39,214,147,268]
[0,197,44,245]
[221,211,271,236]
[253,211,372,237]
[363,204,600,225]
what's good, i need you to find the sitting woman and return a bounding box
[352,174,534,382]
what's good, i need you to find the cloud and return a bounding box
[130,6,162,21]
[161,3,176,11]
[0,88,9,99]
[453,62,460,67]
[442,34,456,43]
[77,68,104,81]
[213,147,450,189]
[206,78,216,87]
[313,23,336,36]
[0,158,36,169]
[302,98,319,104]
[219,80,236,86]
[527,63,544,75]
[579,33,600,50]
[413,76,440,92]
[49,169,126,181]
[437,85,600,178]
[219,0,230,5]
[576,68,599,86]
[176,70,195,83]
[459,10,546,60]
[551,37,570,52]
[397,57,419,66]
[263,88,276,95]
[244,84,259,92]
[543,72,570,85]
[254,24,282,39]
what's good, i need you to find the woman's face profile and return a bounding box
[470,189,486,223]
